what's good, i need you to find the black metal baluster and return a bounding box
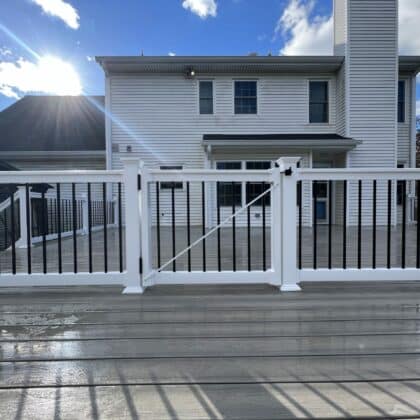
[402,180,406,269]
[232,182,236,272]
[118,183,123,273]
[372,180,377,269]
[217,182,221,272]
[387,180,392,269]
[87,183,93,273]
[313,181,318,270]
[417,181,420,269]
[202,181,206,272]
[343,180,347,269]
[171,184,176,272]
[10,189,16,275]
[156,182,161,268]
[103,182,108,273]
[247,182,251,272]
[41,190,47,274]
[186,182,191,272]
[56,184,62,273]
[328,180,332,270]
[357,180,362,269]
[25,184,31,274]
[262,182,266,272]
[72,183,77,274]
[298,181,302,270]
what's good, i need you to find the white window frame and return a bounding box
[197,79,215,115]
[307,79,332,125]
[232,79,259,116]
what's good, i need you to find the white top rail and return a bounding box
[298,168,420,181]
[0,170,124,184]
[148,169,272,183]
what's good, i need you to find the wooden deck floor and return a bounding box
[1,283,420,419]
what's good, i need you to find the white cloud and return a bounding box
[276,0,420,56]
[417,100,420,116]
[399,0,420,54]
[30,0,80,29]
[182,0,217,19]
[86,55,94,62]
[0,47,12,57]
[168,52,176,56]
[276,0,333,55]
[0,55,82,99]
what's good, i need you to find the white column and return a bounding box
[277,157,302,292]
[139,162,154,287]
[16,186,31,249]
[121,157,143,294]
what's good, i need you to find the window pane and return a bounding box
[216,161,242,206]
[310,81,328,102]
[199,81,213,114]
[235,81,257,114]
[235,98,257,114]
[235,81,257,97]
[200,98,213,114]
[398,81,405,123]
[246,161,271,170]
[218,183,242,207]
[200,81,213,98]
[246,183,270,206]
[309,103,328,123]
[398,81,405,102]
[216,162,241,170]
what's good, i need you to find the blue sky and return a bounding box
[0,0,419,112]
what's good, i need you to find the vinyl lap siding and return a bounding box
[109,73,337,227]
[346,0,398,225]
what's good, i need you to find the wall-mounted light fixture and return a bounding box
[186,67,196,79]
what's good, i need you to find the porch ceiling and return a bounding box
[202,133,361,152]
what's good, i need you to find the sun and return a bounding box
[37,55,82,96]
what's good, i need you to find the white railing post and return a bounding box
[139,162,153,287]
[81,193,89,235]
[277,157,301,292]
[16,186,31,248]
[121,157,143,294]
[271,163,282,287]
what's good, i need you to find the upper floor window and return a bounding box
[309,81,329,123]
[199,81,213,115]
[234,81,257,114]
[398,80,405,123]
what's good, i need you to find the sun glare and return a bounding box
[37,55,82,96]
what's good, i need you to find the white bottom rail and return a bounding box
[299,268,420,282]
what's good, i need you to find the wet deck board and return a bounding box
[1,283,420,419]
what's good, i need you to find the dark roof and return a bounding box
[203,133,353,141]
[0,96,105,152]
[0,161,19,171]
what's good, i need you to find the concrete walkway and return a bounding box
[1,283,420,418]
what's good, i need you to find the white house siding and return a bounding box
[335,0,398,225]
[109,73,338,227]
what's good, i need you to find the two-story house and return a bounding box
[97,0,420,227]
